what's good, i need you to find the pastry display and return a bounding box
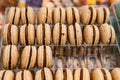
[20,24,35,46]
[3,23,18,45]
[20,46,37,69]
[6,7,20,25]
[53,23,67,45]
[21,6,35,24]
[2,45,19,70]
[36,24,51,45]
[38,7,52,24]
[53,7,65,24]
[37,46,53,68]
[66,7,80,25]
[99,23,116,44]
[111,68,120,80]
[68,23,82,45]
[16,70,33,80]
[35,68,53,80]
[83,25,99,44]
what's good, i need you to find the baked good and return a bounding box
[3,45,19,69]
[38,7,52,24]
[80,6,96,25]
[0,70,15,80]
[16,70,33,80]
[66,7,80,25]
[96,7,110,24]
[3,23,18,45]
[36,24,51,45]
[91,68,112,80]
[20,24,35,46]
[83,25,99,44]
[37,46,53,68]
[111,68,120,80]
[20,46,37,69]
[7,7,20,25]
[35,68,53,80]
[53,7,65,24]
[21,6,35,24]
[55,68,73,80]
[53,23,67,45]
[68,23,82,45]
[99,23,116,44]
[74,68,90,80]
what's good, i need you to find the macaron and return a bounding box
[21,6,35,24]
[91,68,112,80]
[38,7,52,24]
[20,46,37,69]
[37,46,53,68]
[20,24,35,46]
[0,70,15,80]
[99,23,116,44]
[2,45,19,70]
[53,23,67,45]
[66,7,80,25]
[3,23,18,45]
[74,68,90,80]
[36,24,51,45]
[83,25,99,44]
[16,70,33,80]
[68,23,82,45]
[35,68,53,80]
[53,7,65,24]
[55,68,73,80]
[7,7,20,25]
[111,68,120,80]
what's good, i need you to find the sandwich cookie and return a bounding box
[38,7,52,24]
[7,7,20,25]
[20,24,35,46]
[20,46,37,69]
[21,6,35,24]
[111,68,120,80]
[83,25,99,44]
[36,24,51,45]
[3,23,18,45]
[37,46,53,68]
[53,23,67,45]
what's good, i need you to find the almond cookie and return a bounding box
[111,68,120,80]
[35,68,53,80]
[83,25,99,44]
[7,7,20,25]
[36,24,51,45]
[68,23,82,45]
[20,24,35,46]
[3,45,19,70]
[3,23,18,45]
[37,46,53,68]
[20,46,37,69]
[53,23,67,45]
[38,7,52,24]
[21,6,35,24]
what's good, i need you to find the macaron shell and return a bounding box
[21,7,27,24]
[110,26,116,44]
[73,7,80,23]
[82,68,90,80]
[93,25,99,44]
[89,6,96,24]
[24,70,33,80]
[61,24,67,45]
[45,24,51,45]
[66,68,73,80]
[104,7,110,23]
[47,7,52,24]
[20,24,26,46]
[66,7,73,25]
[35,70,43,80]
[101,68,112,80]
[60,7,65,23]
[15,71,22,80]
[111,68,120,80]
[3,24,9,45]
[55,68,64,80]
[74,68,81,80]
[53,7,60,24]
[44,68,53,80]
[14,7,20,25]
[4,70,15,80]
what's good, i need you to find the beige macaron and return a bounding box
[3,23,18,45]
[37,46,53,68]
[35,68,53,80]
[21,6,35,24]
[53,23,67,45]
[83,25,99,44]
[16,70,33,80]
[20,24,35,46]
[111,68,120,80]
[38,7,52,24]
[20,46,37,69]
[99,23,116,44]
[36,24,51,45]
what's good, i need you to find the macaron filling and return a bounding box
[8,45,12,69]
[63,70,67,80]
[46,7,48,23]
[25,25,28,45]
[43,46,46,67]
[1,71,6,80]
[73,25,77,45]
[27,46,32,69]
[89,7,94,24]
[72,8,75,24]
[12,8,16,24]
[103,8,106,23]
[25,7,29,25]
[7,24,11,44]
[41,70,45,80]
[101,69,108,80]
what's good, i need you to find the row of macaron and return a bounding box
[3,23,116,46]
[6,6,110,25]
[0,67,120,80]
